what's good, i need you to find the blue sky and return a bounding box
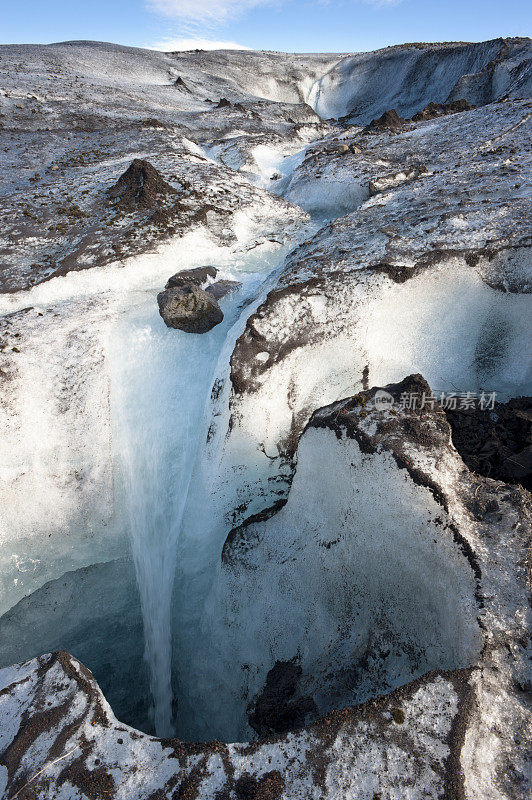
[2,1,531,53]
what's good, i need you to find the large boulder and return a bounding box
[157,285,223,333]
[166,265,217,289]
[364,108,404,133]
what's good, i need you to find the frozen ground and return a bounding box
[0,36,531,800]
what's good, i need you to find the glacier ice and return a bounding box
[169,422,483,742]
[0,41,531,797]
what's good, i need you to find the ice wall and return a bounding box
[308,39,530,122]
[221,257,531,526]
[169,420,481,742]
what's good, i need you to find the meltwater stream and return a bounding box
[108,256,286,737]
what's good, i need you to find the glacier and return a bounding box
[0,35,531,800]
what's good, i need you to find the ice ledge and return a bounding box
[0,651,473,800]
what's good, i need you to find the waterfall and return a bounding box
[108,252,289,736]
[110,299,223,736]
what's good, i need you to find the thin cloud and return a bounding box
[147,0,271,24]
[365,0,403,6]
[149,37,252,50]
[147,0,403,25]
[318,0,403,6]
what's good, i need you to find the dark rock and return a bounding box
[411,98,475,122]
[140,118,167,128]
[325,140,350,154]
[247,659,317,737]
[174,76,191,93]
[365,109,404,133]
[216,98,232,109]
[445,396,532,490]
[108,159,176,211]
[391,707,406,724]
[334,142,350,154]
[166,265,217,289]
[205,279,242,299]
[157,285,223,333]
[374,373,432,404]
[234,102,246,113]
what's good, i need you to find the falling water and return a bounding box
[110,296,225,735]
[108,252,289,736]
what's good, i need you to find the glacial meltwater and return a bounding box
[0,239,292,738]
[109,305,220,736]
[108,251,291,737]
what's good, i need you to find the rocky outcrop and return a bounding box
[365,99,475,133]
[108,159,176,211]
[365,108,404,133]
[411,97,475,121]
[157,285,224,333]
[445,396,532,490]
